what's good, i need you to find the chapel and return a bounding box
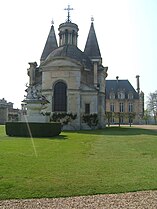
[26,6,108,130]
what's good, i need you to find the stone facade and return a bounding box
[23,12,108,130]
[0,98,20,124]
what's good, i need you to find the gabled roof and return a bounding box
[84,22,101,60]
[40,25,58,62]
[106,80,139,99]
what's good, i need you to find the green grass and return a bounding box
[0,125,157,199]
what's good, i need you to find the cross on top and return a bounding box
[64,5,73,22]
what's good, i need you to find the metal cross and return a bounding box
[64,5,73,22]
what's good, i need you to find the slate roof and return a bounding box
[106,80,139,99]
[84,22,101,59]
[40,25,58,61]
[46,44,93,69]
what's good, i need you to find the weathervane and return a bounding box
[64,5,73,22]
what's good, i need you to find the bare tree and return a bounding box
[143,109,151,124]
[147,91,157,124]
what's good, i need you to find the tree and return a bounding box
[143,109,151,124]
[114,112,125,127]
[127,112,136,127]
[147,91,157,124]
[105,111,113,127]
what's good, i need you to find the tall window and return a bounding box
[110,103,115,112]
[85,104,90,114]
[128,103,133,112]
[119,102,124,112]
[53,82,67,112]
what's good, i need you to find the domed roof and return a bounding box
[46,44,93,69]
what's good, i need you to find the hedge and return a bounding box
[5,122,61,137]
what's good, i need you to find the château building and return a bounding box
[0,98,20,124]
[105,76,144,124]
[24,6,108,130]
[23,6,144,129]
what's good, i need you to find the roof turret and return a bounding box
[84,19,101,60]
[40,23,58,62]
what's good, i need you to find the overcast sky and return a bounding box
[0,0,157,108]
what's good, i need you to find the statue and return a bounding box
[27,62,37,86]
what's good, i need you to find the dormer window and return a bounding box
[118,91,125,99]
[128,92,133,99]
[109,92,115,99]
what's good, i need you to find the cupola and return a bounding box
[58,5,79,46]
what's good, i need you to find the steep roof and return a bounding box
[40,25,58,62]
[106,80,139,99]
[84,22,101,59]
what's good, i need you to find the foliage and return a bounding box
[147,91,157,124]
[50,112,77,126]
[0,125,157,199]
[5,122,61,137]
[114,112,126,126]
[126,112,136,127]
[105,111,114,127]
[82,113,98,128]
[143,109,151,124]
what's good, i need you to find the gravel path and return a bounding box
[0,190,157,209]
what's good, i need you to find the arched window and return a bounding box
[53,82,67,112]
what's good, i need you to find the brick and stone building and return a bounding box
[105,76,144,124]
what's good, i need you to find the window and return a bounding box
[118,92,125,99]
[85,103,90,114]
[119,102,124,112]
[53,82,67,112]
[110,103,115,112]
[109,92,115,99]
[128,93,133,99]
[128,103,133,112]
[120,116,124,124]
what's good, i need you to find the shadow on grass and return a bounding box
[73,127,157,136]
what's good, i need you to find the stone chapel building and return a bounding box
[25,7,108,130]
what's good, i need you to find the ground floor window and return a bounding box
[85,103,90,114]
[53,81,67,112]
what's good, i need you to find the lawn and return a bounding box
[0,125,157,200]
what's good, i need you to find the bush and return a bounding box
[82,113,98,128]
[50,112,77,126]
[5,122,61,137]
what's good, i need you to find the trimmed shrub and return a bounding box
[82,113,98,128]
[5,122,61,137]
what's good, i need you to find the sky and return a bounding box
[0,0,157,109]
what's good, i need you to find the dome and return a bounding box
[46,44,93,69]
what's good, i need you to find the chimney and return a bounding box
[136,75,140,94]
[116,76,119,83]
